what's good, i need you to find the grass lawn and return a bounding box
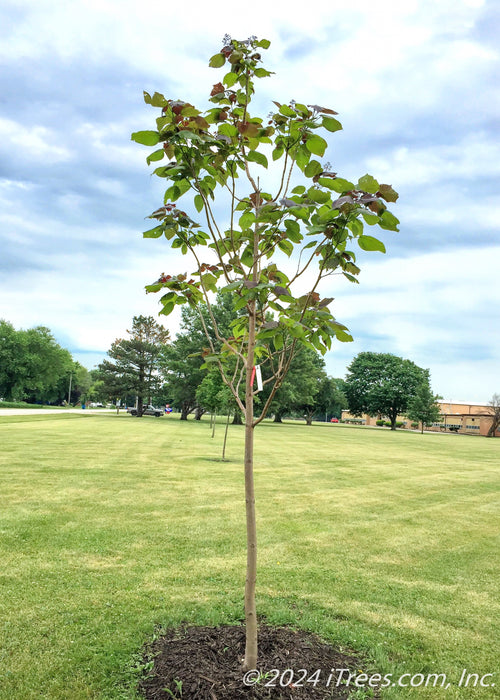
[0,413,498,699]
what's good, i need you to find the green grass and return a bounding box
[0,401,69,409]
[0,413,498,699]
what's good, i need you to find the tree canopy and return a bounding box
[0,320,87,405]
[344,352,429,430]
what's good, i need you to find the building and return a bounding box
[341,401,499,437]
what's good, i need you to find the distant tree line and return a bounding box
[0,320,90,405]
[0,309,454,430]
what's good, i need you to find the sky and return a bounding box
[0,0,498,404]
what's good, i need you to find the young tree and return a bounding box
[406,382,442,433]
[132,36,398,668]
[344,352,428,430]
[486,393,500,437]
[315,375,347,421]
[99,315,170,415]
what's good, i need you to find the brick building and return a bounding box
[341,400,499,437]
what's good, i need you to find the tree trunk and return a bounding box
[180,402,190,421]
[243,302,257,671]
[195,405,204,420]
[273,413,283,423]
[222,412,230,460]
[211,412,217,439]
[232,411,243,425]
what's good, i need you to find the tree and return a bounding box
[0,320,25,400]
[0,321,74,404]
[406,382,442,433]
[132,36,398,668]
[98,316,170,415]
[344,352,427,430]
[315,376,347,421]
[486,393,500,437]
[265,345,325,424]
[162,293,242,420]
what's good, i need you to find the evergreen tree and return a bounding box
[99,316,170,415]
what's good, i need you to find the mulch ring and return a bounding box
[138,623,380,699]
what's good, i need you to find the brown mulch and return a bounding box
[138,623,378,699]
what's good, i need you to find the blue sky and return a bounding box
[0,0,498,403]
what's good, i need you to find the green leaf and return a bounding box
[349,218,363,237]
[194,194,204,213]
[272,145,284,161]
[308,187,330,204]
[256,39,271,49]
[358,235,386,253]
[295,144,311,170]
[279,104,296,117]
[378,210,400,231]
[291,185,306,194]
[357,174,380,194]
[223,71,238,87]
[306,134,328,156]
[234,295,248,311]
[361,211,379,225]
[278,239,293,256]
[143,225,164,239]
[322,116,343,133]
[131,130,160,146]
[159,301,175,316]
[246,150,268,168]
[209,53,226,68]
[335,330,353,343]
[146,149,165,165]
[239,211,256,229]
[284,219,302,243]
[150,92,168,108]
[318,177,354,192]
[273,333,283,351]
[254,68,273,78]
[304,159,323,178]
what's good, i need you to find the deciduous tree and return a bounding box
[406,382,442,433]
[132,36,398,668]
[344,352,428,430]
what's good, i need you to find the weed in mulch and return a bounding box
[138,623,379,699]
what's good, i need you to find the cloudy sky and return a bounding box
[1,0,498,403]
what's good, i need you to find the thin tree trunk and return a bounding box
[243,300,257,671]
[222,412,230,460]
[211,411,217,439]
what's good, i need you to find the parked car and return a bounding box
[330,417,339,423]
[127,404,163,417]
